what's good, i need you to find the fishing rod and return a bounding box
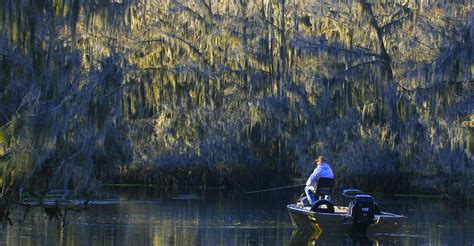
[219,170,306,194]
[226,176,305,194]
[244,184,306,194]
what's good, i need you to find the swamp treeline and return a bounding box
[0,0,472,217]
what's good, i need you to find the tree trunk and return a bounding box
[358,0,397,129]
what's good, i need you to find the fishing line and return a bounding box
[244,184,306,194]
[225,172,305,194]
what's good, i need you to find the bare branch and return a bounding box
[173,1,212,29]
[294,34,380,58]
[340,60,386,76]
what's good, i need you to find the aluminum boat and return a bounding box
[287,179,406,234]
[287,201,405,233]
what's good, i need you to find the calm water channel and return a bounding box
[0,187,473,245]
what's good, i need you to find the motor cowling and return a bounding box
[350,195,376,226]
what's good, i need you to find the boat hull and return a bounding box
[287,204,405,234]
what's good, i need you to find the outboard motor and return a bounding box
[349,194,376,233]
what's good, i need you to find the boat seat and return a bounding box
[299,177,334,206]
[314,177,334,200]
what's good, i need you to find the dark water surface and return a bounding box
[1,187,473,245]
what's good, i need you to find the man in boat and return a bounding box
[305,156,334,205]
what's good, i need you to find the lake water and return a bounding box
[0,187,473,245]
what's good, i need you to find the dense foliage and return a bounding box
[0,0,472,218]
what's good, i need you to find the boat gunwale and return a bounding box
[287,204,406,219]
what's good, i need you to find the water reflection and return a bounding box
[0,188,473,245]
[289,229,401,246]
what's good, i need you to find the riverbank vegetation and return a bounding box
[0,0,472,220]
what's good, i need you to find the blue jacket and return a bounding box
[306,162,334,187]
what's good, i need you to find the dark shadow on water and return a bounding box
[289,229,406,246]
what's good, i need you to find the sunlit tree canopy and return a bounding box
[0,0,472,218]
